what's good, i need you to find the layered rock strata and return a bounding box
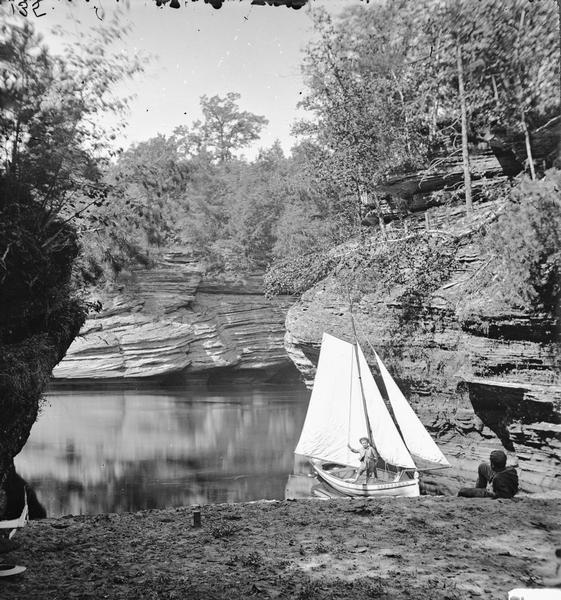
[53,252,294,383]
[285,182,561,493]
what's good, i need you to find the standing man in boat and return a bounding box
[348,437,379,483]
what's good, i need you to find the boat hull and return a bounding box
[311,460,420,498]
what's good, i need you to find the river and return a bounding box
[15,383,311,517]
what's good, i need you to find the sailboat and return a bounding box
[294,333,450,498]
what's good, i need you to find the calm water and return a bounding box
[15,383,311,517]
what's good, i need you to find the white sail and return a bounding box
[294,334,416,470]
[356,344,416,469]
[374,351,450,467]
[294,333,368,468]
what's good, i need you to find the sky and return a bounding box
[28,0,360,159]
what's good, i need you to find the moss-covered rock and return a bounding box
[0,181,86,516]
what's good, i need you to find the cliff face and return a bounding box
[52,150,561,494]
[53,252,295,383]
[285,289,560,493]
[284,160,561,494]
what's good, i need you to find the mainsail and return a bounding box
[294,334,416,470]
[374,351,450,467]
[356,343,416,469]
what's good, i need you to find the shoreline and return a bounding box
[4,496,561,600]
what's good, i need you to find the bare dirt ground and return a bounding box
[1,496,560,600]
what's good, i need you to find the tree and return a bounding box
[296,0,559,227]
[80,134,190,281]
[465,171,561,316]
[1,14,143,308]
[221,142,286,269]
[429,0,559,181]
[426,0,488,216]
[295,4,434,228]
[0,17,143,223]
[177,141,288,272]
[265,0,560,297]
[177,93,269,164]
[557,0,561,165]
[486,0,559,178]
[456,42,473,215]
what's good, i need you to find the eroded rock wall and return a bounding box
[53,252,295,383]
[284,195,561,493]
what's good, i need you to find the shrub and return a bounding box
[467,171,561,316]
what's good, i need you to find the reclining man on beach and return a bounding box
[458,449,519,499]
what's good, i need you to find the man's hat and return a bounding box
[359,437,370,444]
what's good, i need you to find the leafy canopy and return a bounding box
[0,13,143,320]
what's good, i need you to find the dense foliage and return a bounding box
[81,107,354,281]
[71,0,559,325]
[5,0,556,325]
[266,0,559,299]
[0,16,143,332]
[71,0,560,327]
[295,0,558,213]
[468,170,561,315]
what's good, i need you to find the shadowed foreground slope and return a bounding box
[4,496,560,600]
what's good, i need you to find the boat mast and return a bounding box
[349,297,374,446]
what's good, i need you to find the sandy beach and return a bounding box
[2,495,560,600]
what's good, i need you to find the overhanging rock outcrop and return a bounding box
[364,118,561,227]
[463,378,560,489]
[362,153,506,226]
[53,252,295,383]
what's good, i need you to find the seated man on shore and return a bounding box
[458,449,519,499]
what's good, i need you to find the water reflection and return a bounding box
[15,384,310,516]
[284,454,347,500]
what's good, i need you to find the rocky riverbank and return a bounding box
[3,496,561,600]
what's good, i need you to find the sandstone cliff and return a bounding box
[53,252,296,383]
[284,157,561,494]
[52,151,561,496]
